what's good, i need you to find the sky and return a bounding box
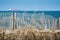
[0,0,60,11]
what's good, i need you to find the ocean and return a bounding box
[0,11,60,29]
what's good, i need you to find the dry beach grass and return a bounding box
[0,27,60,40]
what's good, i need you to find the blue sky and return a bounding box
[0,0,60,11]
